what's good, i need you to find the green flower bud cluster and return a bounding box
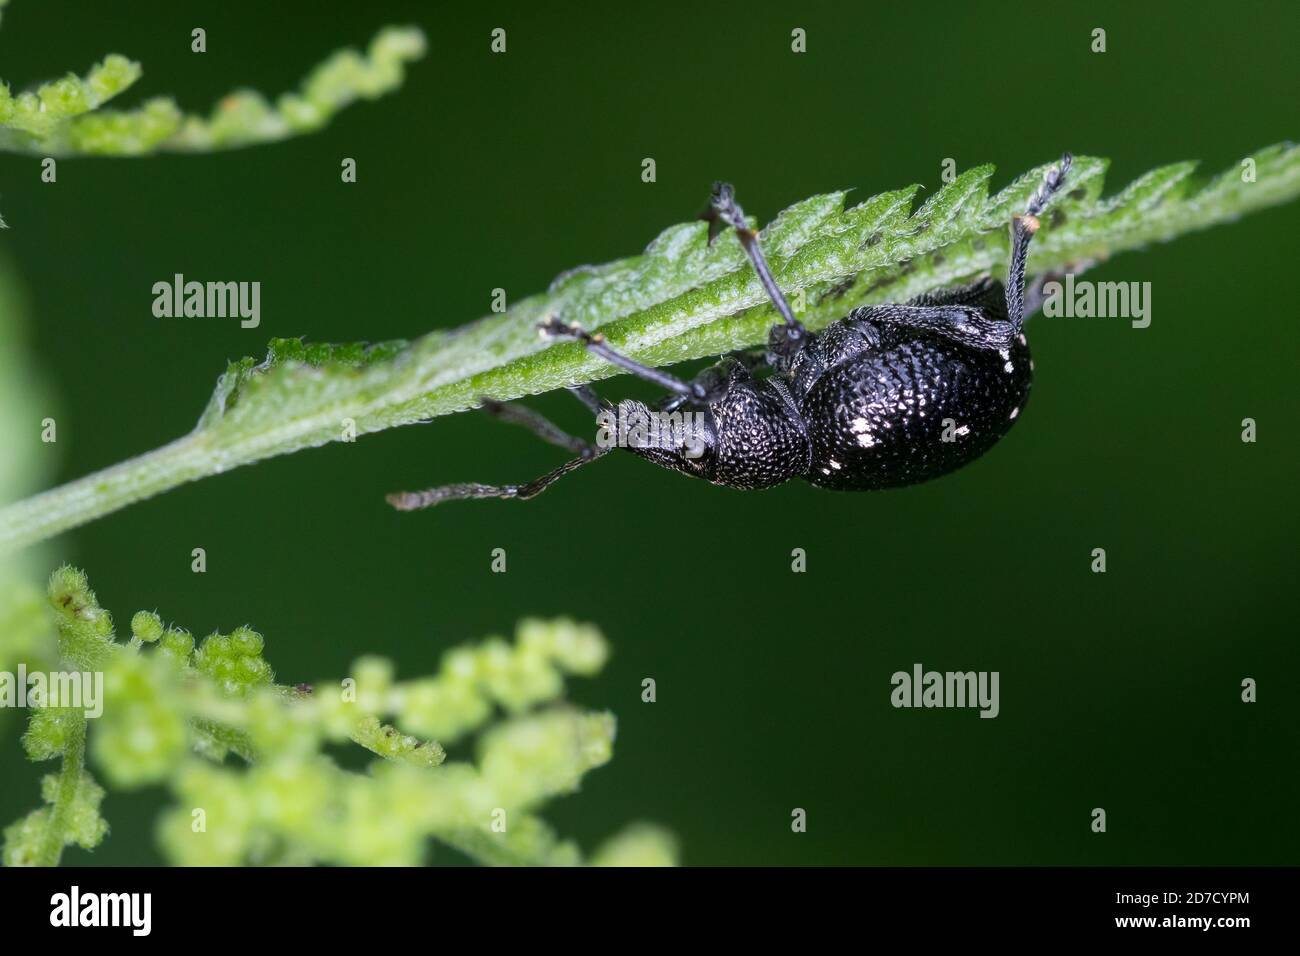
[93,652,189,788]
[193,627,274,696]
[159,627,195,662]
[21,706,71,761]
[129,610,164,644]
[383,618,611,743]
[3,770,108,867]
[46,565,116,668]
[2,567,678,867]
[157,707,652,867]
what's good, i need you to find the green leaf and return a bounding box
[1,145,1298,551]
[0,19,425,156]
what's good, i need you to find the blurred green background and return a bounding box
[1,0,1297,865]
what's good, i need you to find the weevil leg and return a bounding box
[479,397,594,456]
[1006,153,1072,329]
[702,182,805,334]
[539,316,706,400]
[387,448,612,510]
[908,276,1007,315]
[848,302,1015,351]
[539,182,802,402]
[862,154,1074,349]
[703,182,816,375]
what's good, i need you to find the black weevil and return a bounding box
[388,154,1072,509]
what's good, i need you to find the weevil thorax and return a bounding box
[616,357,812,490]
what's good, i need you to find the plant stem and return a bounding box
[0,432,215,555]
[34,710,87,867]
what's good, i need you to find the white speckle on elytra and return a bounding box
[1009,406,1020,419]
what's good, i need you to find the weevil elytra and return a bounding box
[388,155,1072,509]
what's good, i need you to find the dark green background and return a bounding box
[1,0,1297,865]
